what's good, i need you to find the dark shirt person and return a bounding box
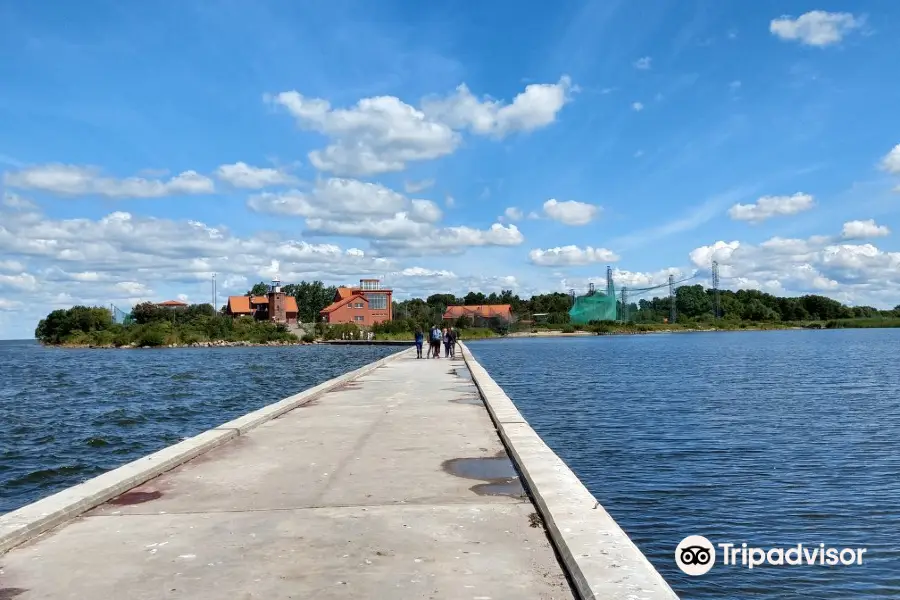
[414,328,424,359]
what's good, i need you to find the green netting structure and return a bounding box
[569,292,617,324]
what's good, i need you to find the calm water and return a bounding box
[469,330,900,600]
[0,340,397,514]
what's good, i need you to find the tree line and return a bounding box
[35,302,297,346]
[245,279,900,326]
[35,280,900,346]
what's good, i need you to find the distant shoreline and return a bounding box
[33,323,900,348]
[44,339,313,349]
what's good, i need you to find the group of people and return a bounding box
[414,325,458,359]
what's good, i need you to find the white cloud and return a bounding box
[267,76,574,176]
[0,199,440,336]
[420,75,574,138]
[610,267,686,290]
[0,298,22,311]
[543,199,600,226]
[727,193,814,223]
[842,219,890,239]
[248,177,444,238]
[770,11,862,47]
[689,231,900,306]
[0,272,39,292]
[504,207,524,222]
[115,281,153,297]
[404,179,435,193]
[214,162,299,189]
[267,91,459,176]
[729,80,742,91]
[247,178,523,256]
[880,144,900,174]
[445,194,456,208]
[2,192,36,210]
[633,57,652,70]
[0,204,391,284]
[391,267,457,279]
[305,213,433,239]
[4,164,215,198]
[529,245,620,267]
[631,102,644,112]
[248,178,414,220]
[371,223,524,256]
[0,260,25,273]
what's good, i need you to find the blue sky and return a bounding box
[1,0,899,338]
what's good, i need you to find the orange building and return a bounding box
[319,279,392,326]
[155,300,188,308]
[443,304,512,325]
[225,279,299,324]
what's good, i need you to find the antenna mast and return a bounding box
[711,260,721,319]
[668,274,676,324]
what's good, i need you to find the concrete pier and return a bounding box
[0,345,678,600]
[0,349,572,599]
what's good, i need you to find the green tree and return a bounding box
[282,280,338,322]
[131,302,169,325]
[676,284,712,319]
[247,282,270,296]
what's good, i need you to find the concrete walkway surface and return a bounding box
[0,350,573,600]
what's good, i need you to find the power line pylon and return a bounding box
[711,260,721,319]
[668,274,676,324]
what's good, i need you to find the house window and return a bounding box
[354,302,364,308]
[354,315,365,322]
[368,293,387,310]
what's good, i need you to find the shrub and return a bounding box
[561,325,575,333]
[323,323,361,340]
[301,333,315,343]
[137,325,167,347]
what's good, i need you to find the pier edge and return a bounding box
[459,342,681,600]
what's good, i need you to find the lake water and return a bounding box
[468,330,900,600]
[0,340,398,514]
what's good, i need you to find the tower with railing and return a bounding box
[267,277,286,324]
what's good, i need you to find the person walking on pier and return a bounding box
[430,325,442,358]
[448,326,458,358]
[414,327,424,359]
[442,327,451,357]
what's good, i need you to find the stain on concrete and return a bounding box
[448,366,472,380]
[299,398,320,408]
[0,589,28,600]
[107,490,162,505]
[441,454,525,498]
[333,381,363,391]
[451,395,484,406]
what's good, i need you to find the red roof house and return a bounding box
[319,279,392,326]
[225,284,299,324]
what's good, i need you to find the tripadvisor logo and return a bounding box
[676,535,715,576]
[675,535,868,575]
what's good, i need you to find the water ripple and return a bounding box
[0,341,397,514]
[469,330,900,600]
